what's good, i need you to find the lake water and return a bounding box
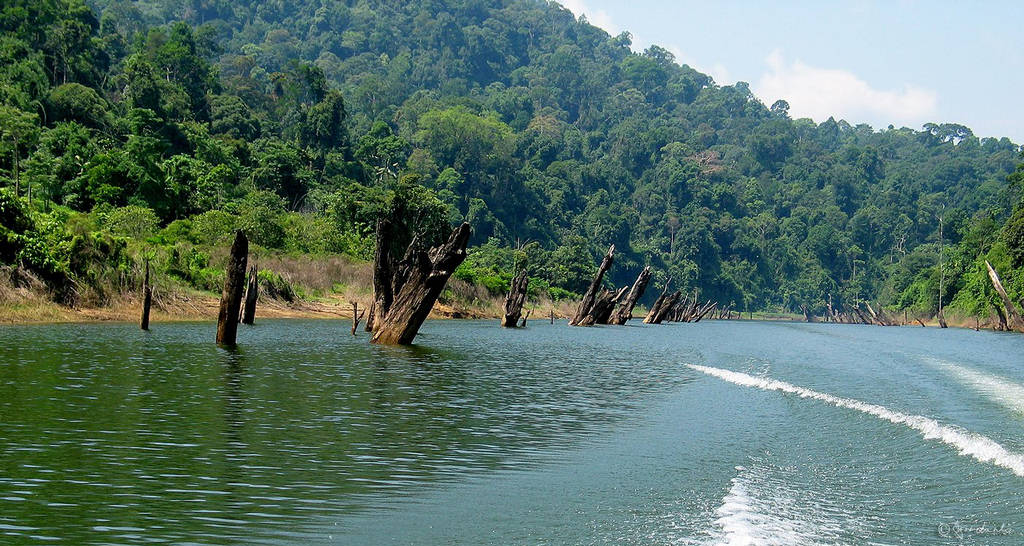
[2,319,1023,545]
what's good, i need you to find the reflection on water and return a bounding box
[3,319,1024,545]
[0,320,694,544]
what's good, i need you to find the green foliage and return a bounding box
[47,83,108,127]
[101,205,159,239]
[190,210,237,246]
[2,0,1023,315]
[257,269,296,302]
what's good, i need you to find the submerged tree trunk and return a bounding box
[610,266,651,325]
[371,223,472,345]
[864,302,887,326]
[643,278,672,324]
[140,259,152,331]
[351,301,365,335]
[851,305,872,325]
[241,264,258,325]
[588,286,629,325]
[693,301,717,323]
[519,308,532,328]
[646,290,681,324]
[501,269,529,328]
[364,300,375,332]
[994,304,1009,331]
[216,231,248,345]
[366,219,393,333]
[569,245,615,326]
[986,261,1023,332]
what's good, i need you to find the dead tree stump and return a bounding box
[693,300,717,323]
[569,245,615,326]
[986,260,1023,332]
[588,286,629,325]
[371,223,472,345]
[610,267,651,325]
[216,230,248,345]
[519,308,532,328]
[351,301,365,335]
[501,269,529,328]
[365,219,394,333]
[644,279,672,324]
[647,290,682,324]
[241,264,258,325]
[140,259,152,331]
[850,305,871,325]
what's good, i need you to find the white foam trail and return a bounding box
[711,467,806,546]
[688,364,1024,477]
[924,357,1024,415]
[707,464,863,546]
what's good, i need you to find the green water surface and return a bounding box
[2,319,1023,545]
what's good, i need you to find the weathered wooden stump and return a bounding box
[216,231,248,345]
[693,300,717,323]
[371,223,472,345]
[609,266,651,325]
[851,305,871,325]
[646,290,681,324]
[569,245,615,326]
[351,301,365,335]
[240,264,258,325]
[365,219,393,334]
[501,269,529,328]
[140,259,152,331]
[986,260,1023,332]
[586,285,628,325]
[643,281,671,324]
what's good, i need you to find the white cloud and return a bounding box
[754,50,938,127]
[559,0,619,36]
[560,2,735,85]
[666,45,733,85]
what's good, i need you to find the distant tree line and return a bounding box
[1,0,1022,319]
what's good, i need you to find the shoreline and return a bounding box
[0,293,541,326]
[0,298,1003,333]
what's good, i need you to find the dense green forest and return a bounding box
[2,0,1023,320]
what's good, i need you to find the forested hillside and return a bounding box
[2,0,1023,319]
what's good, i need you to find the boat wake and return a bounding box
[687,364,1024,477]
[705,463,864,546]
[922,357,1024,415]
[711,467,818,545]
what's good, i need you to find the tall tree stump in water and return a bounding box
[371,223,472,345]
[365,219,394,333]
[610,266,651,325]
[140,259,152,331]
[646,290,681,324]
[501,269,529,328]
[584,285,628,326]
[216,231,248,345]
[693,300,717,323]
[986,260,1023,332]
[643,278,672,324]
[351,302,365,335]
[240,264,258,325]
[569,245,614,326]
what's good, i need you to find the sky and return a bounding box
[560,0,1024,143]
